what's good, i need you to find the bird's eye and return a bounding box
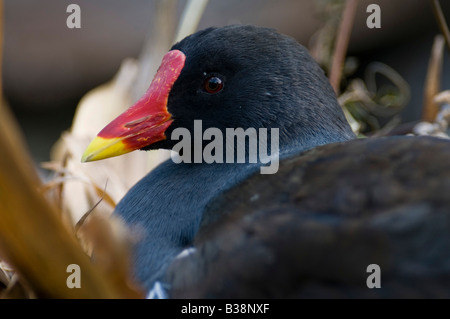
[203,76,224,94]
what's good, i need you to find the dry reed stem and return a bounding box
[422,35,445,122]
[329,0,359,95]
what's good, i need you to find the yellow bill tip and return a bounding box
[81,136,132,162]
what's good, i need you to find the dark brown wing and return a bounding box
[167,136,450,298]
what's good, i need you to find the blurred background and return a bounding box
[3,0,450,164]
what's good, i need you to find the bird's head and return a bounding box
[82,25,354,162]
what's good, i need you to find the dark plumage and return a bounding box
[144,25,354,152]
[88,25,450,298]
[168,136,450,298]
[114,25,355,291]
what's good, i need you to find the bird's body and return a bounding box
[111,25,355,291]
[115,158,259,287]
[116,135,351,289]
[82,25,450,298]
[167,135,450,298]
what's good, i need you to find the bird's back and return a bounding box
[167,136,450,298]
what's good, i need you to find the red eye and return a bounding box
[203,76,224,94]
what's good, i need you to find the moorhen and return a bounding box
[82,25,450,298]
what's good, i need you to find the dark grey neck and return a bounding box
[114,159,261,290]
